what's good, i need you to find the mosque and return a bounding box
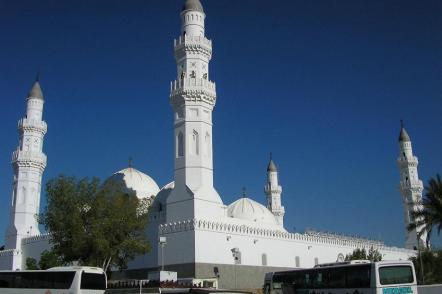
[0,0,426,289]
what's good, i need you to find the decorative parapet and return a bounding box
[304,230,384,247]
[0,249,18,257]
[22,233,51,245]
[159,218,414,254]
[170,78,216,105]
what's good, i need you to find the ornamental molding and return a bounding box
[158,218,414,254]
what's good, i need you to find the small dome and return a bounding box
[28,81,44,100]
[227,198,278,226]
[182,0,204,13]
[399,127,411,142]
[108,167,160,200]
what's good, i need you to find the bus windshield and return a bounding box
[379,266,414,285]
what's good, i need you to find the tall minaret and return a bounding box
[168,0,223,221]
[397,121,427,250]
[4,77,47,269]
[264,156,285,227]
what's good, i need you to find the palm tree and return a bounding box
[408,174,442,247]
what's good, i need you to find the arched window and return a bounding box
[20,187,26,204]
[205,132,211,156]
[295,256,300,267]
[192,130,199,155]
[12,188,16,206]
[262,253,267,266]
[177,132,184,157]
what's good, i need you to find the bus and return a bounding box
[264,260,417,294]
[0,266,107,294]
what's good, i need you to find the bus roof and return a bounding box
[47,266,104,273]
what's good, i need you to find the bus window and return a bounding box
[312,270,327,289]
[328,267,346,288]
[346,265,371,288]
[379,266,414,285]
[81,272,107,290]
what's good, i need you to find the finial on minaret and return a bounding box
[36,71,40,82]
[400,119,404,129]
[128,157,133,168]
[242,187,247,198]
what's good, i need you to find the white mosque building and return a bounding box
[0,0,425,289]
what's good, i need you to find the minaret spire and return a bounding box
[397,122,428,249]
[264,155,285,227]
[4,78,48,269]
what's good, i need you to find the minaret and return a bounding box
[264,155,285,227]
[397,121,427,250]
[167,0,223,221]
[4,77,47,269]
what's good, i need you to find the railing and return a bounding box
[174,35,212,48]
[170,78,216,93]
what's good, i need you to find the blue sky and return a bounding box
[0,0,441,248]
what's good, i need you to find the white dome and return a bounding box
[109,167,160,199]
[227,198,279,226]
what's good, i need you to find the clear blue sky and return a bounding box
[0,0,441,248]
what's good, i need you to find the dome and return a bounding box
[108,167,160,199]
[182,0,204,13]
[227,198,279,226]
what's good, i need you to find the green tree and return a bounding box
[367,247,382,262]
[345,247,382,262]
[39,176,150,272]
[39,250,63,270]
[345,248,367,261]
[408,175,442,246]
[25,257,39,270]
[410,249,442,285]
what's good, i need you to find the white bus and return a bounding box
[264,260,417,294]
[0,266,107,294]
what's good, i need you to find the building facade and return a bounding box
[0,0,422,290]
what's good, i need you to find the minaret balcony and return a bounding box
[174,35,212,48]
[18,118,47,135]
[170,78,217,104]
[174,35,212,59]
[12,150,47,169]
[399,180,423,192]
